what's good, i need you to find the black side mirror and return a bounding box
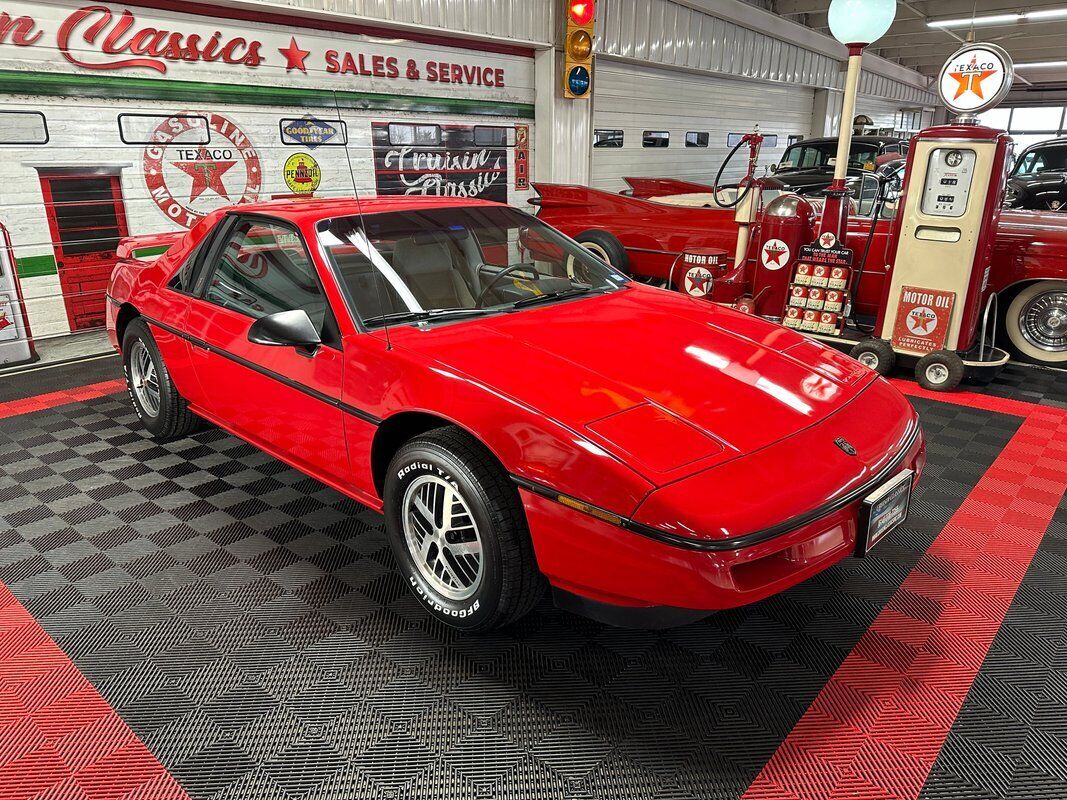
[248,309,321,350]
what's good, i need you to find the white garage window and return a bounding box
[118,113,210,145]
[685,132,709,148]
[0,111,48,145]
[593,129,624,148]
[474,126,516,147]
[643,131,669,148]
[388,123,441,146]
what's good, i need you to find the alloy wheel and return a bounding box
[402,475,484,601]
[129,340,161,418]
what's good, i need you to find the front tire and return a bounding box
[915,350,964,392]
[1004,281,1067,366]
[850,339,896,376]
[122,318,204,439]
[384,427,544,632]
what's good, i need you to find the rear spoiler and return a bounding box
[116,232,183,262]
[623,177,714,199]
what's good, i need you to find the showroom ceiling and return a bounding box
[775,0,1067,99]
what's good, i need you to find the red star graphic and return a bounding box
[948,68,997,100]
[687,271,712,295]
[763,243,788,266]
[0,310,10,331]
[172,149,237,202]
[278,37,311,73]
[909,309,937,335]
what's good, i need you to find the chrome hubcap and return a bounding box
[1020,290,1067,352]
[402,475,483,601]
[129,340,160,417]
[925,363,950,385]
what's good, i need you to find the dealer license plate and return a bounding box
[855,469,914,557]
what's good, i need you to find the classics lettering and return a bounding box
[57,6,264,73]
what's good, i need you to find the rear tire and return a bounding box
[850,339,897,376]
[575,230,630,274]
[384,426,544,632]
[915,350,964,392]
[122,318,205,439]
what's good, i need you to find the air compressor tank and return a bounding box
[752,194,817,321]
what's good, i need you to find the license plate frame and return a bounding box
[855,469,914,557]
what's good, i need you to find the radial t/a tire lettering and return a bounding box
[384,426,544,632]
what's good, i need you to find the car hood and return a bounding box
[391,286,876,485]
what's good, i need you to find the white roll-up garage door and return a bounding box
[591,60,815,192]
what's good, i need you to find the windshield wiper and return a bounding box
[509,285,595,309]
[363,308,490,325]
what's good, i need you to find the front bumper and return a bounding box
[519,428,926,623]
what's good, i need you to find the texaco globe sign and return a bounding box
[937,43,1014,117]
[144,112,262,228]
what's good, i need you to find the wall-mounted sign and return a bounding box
[891,285,956,354]
[514,124,530,191]
[280,116,345,148]
[937,43,1014,117]
[144,112,262,228]
[371,122,508,203]
[283,153,321,194]
[0,2,527,104]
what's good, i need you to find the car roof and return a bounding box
[1019,137,1067,152]
[227,195,503,224]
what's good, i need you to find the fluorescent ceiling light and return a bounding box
[1017,60,1067,68]
[928,13,1021,27]
[928,8,1067,27]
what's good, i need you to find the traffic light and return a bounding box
[563,0,595,99]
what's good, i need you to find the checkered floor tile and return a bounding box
[0,390,1022,800]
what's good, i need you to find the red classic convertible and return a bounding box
[106,196,925,630]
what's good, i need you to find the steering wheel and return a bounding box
[712,137,756,209]
[475,264,540,308]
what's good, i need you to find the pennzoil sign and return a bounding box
[144,112,262,228]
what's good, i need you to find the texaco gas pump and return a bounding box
[0,222,35,368]
[863,43,1015,390]
[749,38,1014,392]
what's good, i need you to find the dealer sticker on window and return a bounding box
[856,469,914,557]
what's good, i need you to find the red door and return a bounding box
[39,173,129,332]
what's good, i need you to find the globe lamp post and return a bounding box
[821,0,896,241]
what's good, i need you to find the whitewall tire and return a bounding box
[1005,281,1067,366]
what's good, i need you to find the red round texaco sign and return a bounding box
[144,112,262,228]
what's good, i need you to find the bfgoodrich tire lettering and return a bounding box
[122,318,205,439]
[384,426,544,632]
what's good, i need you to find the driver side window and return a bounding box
[203,218,328,334]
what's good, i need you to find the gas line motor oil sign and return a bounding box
[891,285,956,354]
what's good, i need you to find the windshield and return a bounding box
[317,205,629,326]
[778,141,881,172]
[1013,144,1067,176]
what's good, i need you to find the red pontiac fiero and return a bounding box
[106,197,924,630]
